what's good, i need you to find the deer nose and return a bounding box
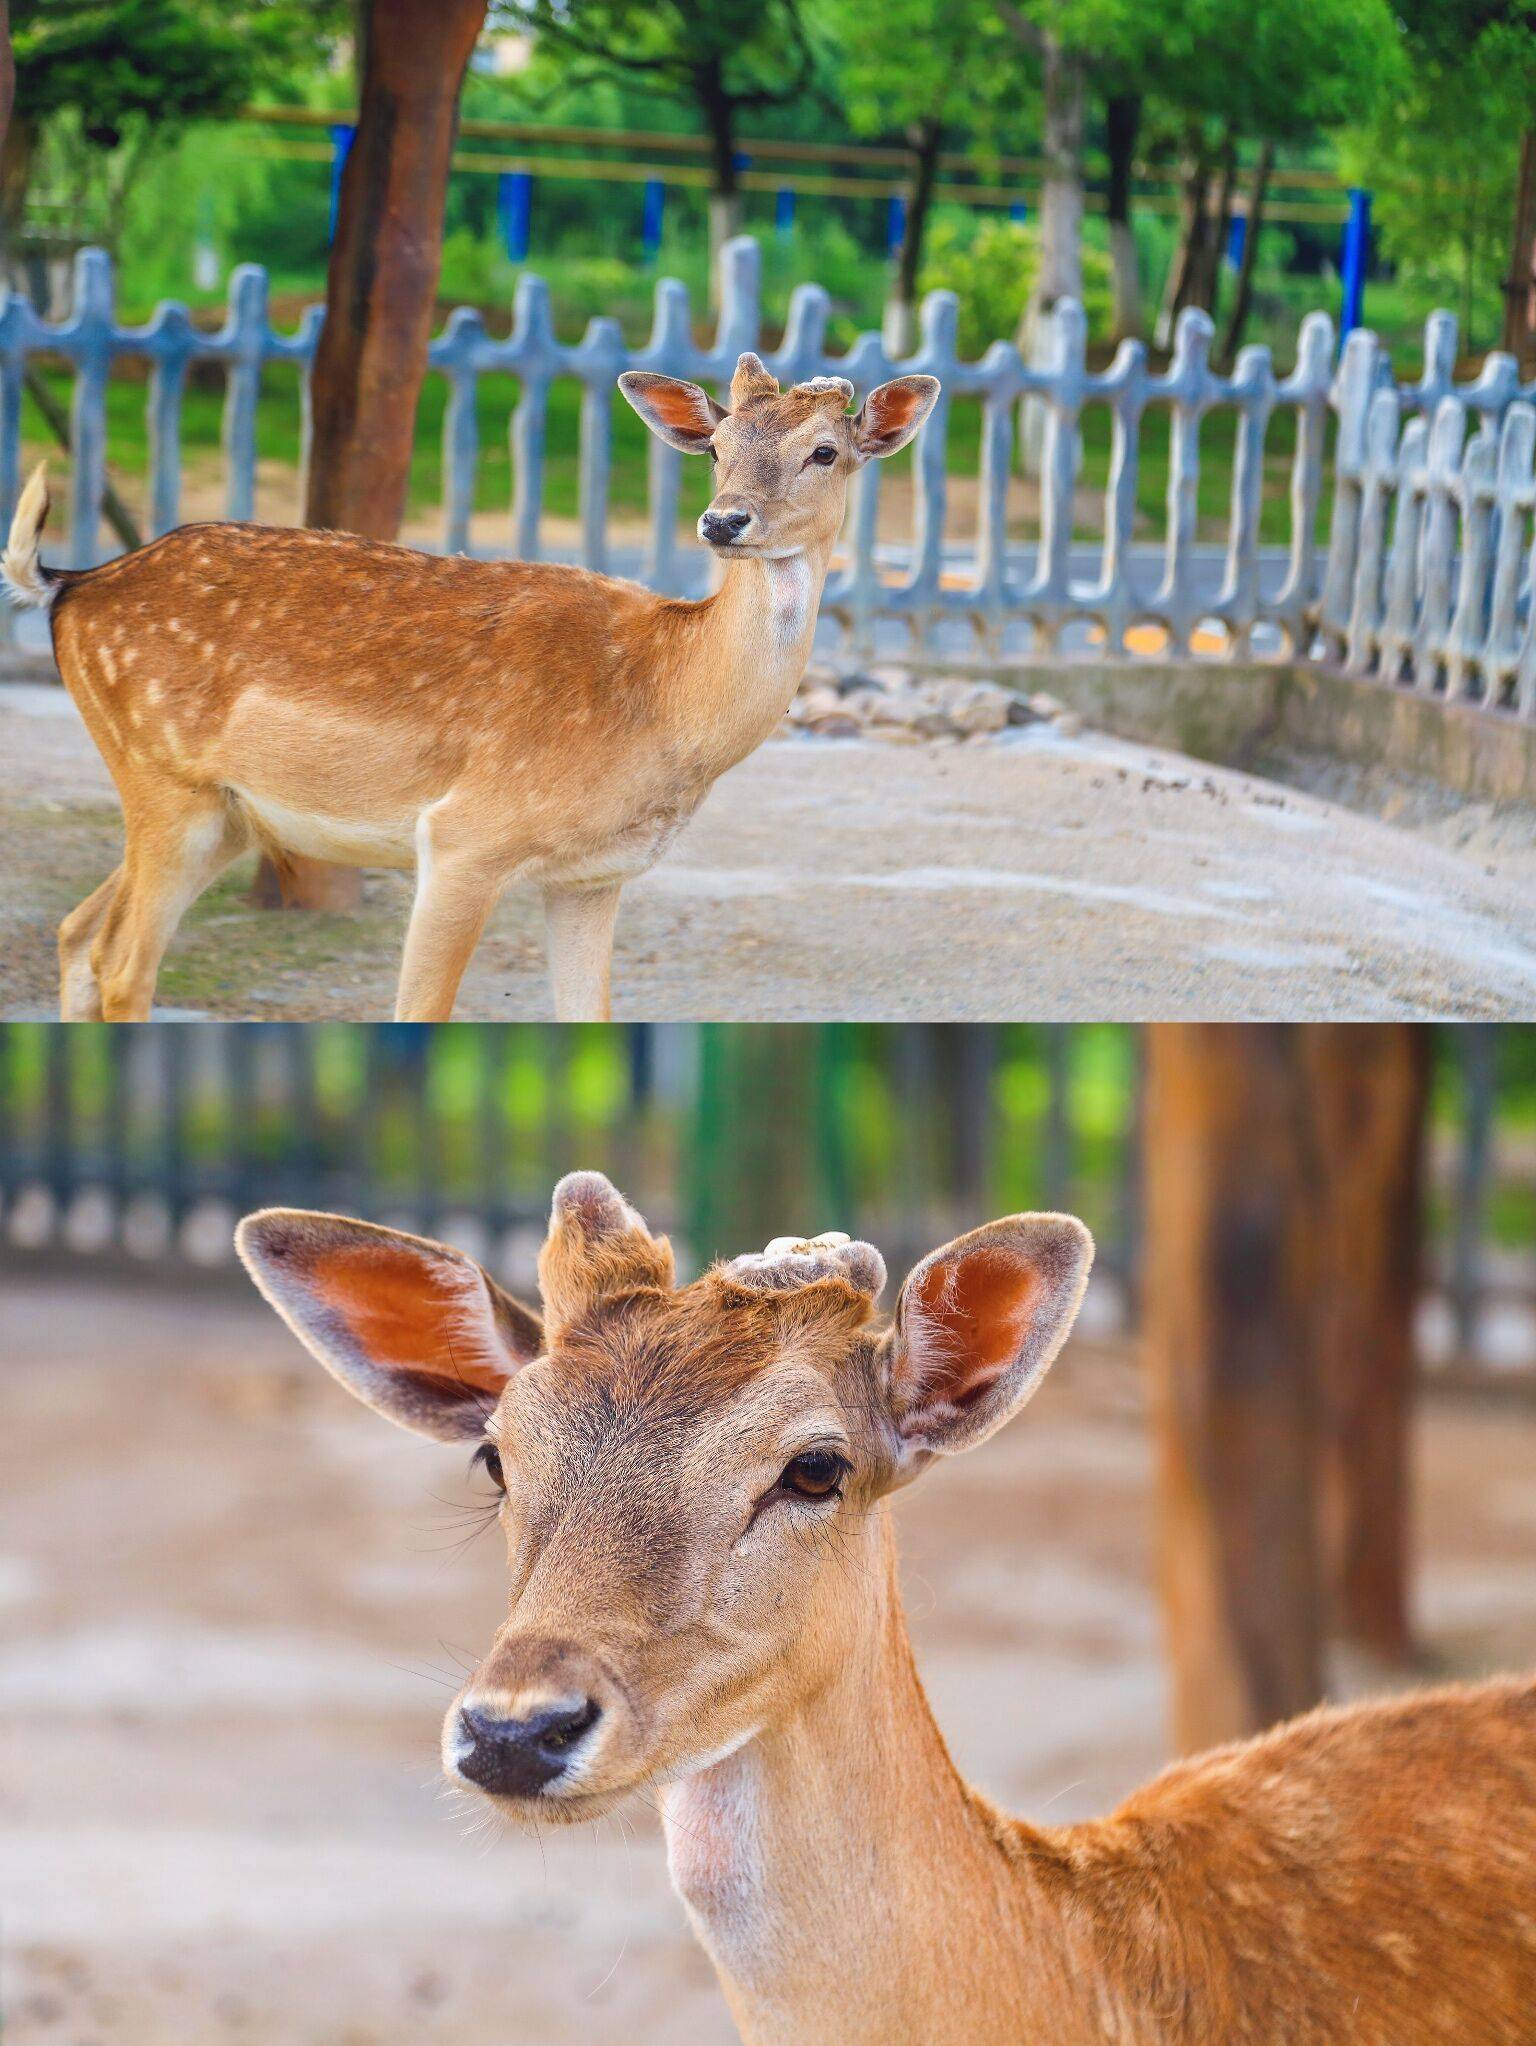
[700,507,752,545]
[453,1696,602,1796]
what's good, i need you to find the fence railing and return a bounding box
[4,238,1536,717]
[1,1024,1531,1385]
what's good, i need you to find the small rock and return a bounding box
[1006,696,1042,725]
[831,669,882,696]
[1055,712,1084,738]
[867,663,915,692]
[791,686,843,724]
[946,682,1011,735]
[1029,691,1066,720]
[805,712,863,737]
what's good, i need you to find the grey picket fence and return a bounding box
[3,236,1536,719]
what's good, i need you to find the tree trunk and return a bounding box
[1304,1026,1428,1670]
[1217,141,1273,372]
[1197,131,1237,321]
[1501,126,1536,365]
[1104,92,1141,343]
[1018,34,1084,468]
[1143,1025,1326,1752]
[261,0,484,913]
[0,0,14,170]
[1154,134,1210,350]
[699,61,742,301]
[884,115,944,357]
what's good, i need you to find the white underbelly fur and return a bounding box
[231,786,418,869]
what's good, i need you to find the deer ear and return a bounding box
[880,1214,1092,1473]
[236,1210,542,1443]
[618,372,725,453]
[853,375,940,459]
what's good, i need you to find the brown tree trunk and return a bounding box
[256,0,485,912]
[1104,92,1142,343]
[884,115,944,357]
[1143,1025,1326,1753]
[1197,131,1237,322]
[0,0,14,169]
[1501,127,1536,365]
[1217,141,1273,372]
[1304,1025,1429,1669]
[1154,132,1210,350]
[698,59,742,300]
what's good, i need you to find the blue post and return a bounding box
[775,187,796,238]
[499,170,532,262]
[641,178,665,261]
[1009,199,1028,226]
[328,124,356,242]
[887,191,907,257]
[1227,211,1246,270]
[1341,187,1371,337]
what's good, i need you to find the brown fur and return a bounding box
[28,360,938,1024]
[236,1178,1536,2045]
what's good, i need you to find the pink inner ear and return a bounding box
[912,1247,1039,1407]
[310,1245,510,1396]
[643,382,716,439]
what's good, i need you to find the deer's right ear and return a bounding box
[235,1210,542,1443]
[879,1213,1093,1478]
[618,372,725,453]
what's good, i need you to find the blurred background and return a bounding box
[2,1020,1535,2043]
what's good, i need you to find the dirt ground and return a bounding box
[5,684,1536,1022]
[2,1267,1534,2046]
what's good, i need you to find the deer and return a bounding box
[3,357,938,1024]
[236,1170,1536,2046]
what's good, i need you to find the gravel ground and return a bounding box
[2,1270,1533,2046]
[3,682,1535,1020]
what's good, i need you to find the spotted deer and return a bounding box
[4,358,937,1023]
[236,1173,1536,2046]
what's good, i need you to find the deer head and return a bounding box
[236,1173,1091,1825]
[619,353,940,561]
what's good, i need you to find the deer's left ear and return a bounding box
[853,375,940,459]
[618,372,725,453]
[236,1210,543,1442]
[879,1213,1093,1474]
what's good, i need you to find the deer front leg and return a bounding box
[543,879,622,1022]
[394,849,503,1023]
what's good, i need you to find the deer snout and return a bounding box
[699,506,753,546]
[450,1693,603,1797]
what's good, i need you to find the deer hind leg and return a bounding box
[95,793,248,1022]
[543,880,623,1022]
[58,865,124,1020]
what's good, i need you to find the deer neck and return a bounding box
[659,1511,1085,2046]
[661,542,831,774]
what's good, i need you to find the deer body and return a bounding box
[7,358,937,1023]
[235,1180,1536,2046]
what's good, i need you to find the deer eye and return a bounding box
[779,1449,848,1499]
[470,1441,505,1493]
[807,444,838,467]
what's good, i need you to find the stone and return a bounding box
[805,712,863,737]
[1030,691,1067,721]
[945,682,1012,735]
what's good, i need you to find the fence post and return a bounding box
[1009,199,1028,225]
[775,187,796,238]
[499,170,533,263]
[328,124,356,243]
[887,191,906,258]
[1227,212,1246,270]
[1340,187,1371,338]
[641,178,666,262]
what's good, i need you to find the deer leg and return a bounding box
[394,852,503,1022]
[58,864,124,1020]
[97,796,247,1022]
[543,880,622,1022]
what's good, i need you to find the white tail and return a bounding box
[236,1176,1536,2046]
[3,461,54,610]
[44,362,938,1023]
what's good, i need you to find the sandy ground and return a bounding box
[3,683,1536,1021]
[1,1268,1533,2045]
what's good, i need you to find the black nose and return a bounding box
[455,1697,602,1796]
[701,508,751,544]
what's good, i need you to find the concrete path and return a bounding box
[3,683,1534,1020]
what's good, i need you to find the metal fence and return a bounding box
[1,1023,1533,1382]
[6,236,1536,712]
[0,1023,1142,1301]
